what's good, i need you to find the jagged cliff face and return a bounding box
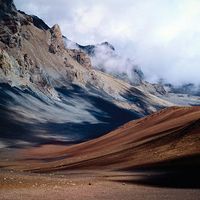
[0,0,174,147]
[64,38,144,85]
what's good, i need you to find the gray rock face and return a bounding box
[0,0,176,148]
[0,0,33,48]
[64,38,144,85]
[0,0,173,111]
[0,0,17,14]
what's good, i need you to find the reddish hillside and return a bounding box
[4,106,198,173]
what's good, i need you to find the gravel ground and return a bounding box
[0,170,200,200]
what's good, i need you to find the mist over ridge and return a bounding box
[15,0,200,86]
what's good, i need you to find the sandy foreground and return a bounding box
[0,169,200,200]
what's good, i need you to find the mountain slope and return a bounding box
[0,0,173,147]
[1,106,199,172]
[64,37,144,85]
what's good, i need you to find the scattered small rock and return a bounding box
[53,185,59,189]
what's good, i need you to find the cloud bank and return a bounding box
[89,44,144,85]
[14,0,200,85]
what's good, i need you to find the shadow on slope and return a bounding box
[117,154,200,189]
[0,84,141,147]
[121,87,165,115]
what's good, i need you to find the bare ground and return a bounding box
[1,169,200,200]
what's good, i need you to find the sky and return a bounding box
[14,0,200,85]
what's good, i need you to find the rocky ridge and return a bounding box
[0,0,177,147]
[0,0,172,112]
[64,37,145,86]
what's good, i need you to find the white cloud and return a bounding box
[14,0,200,85]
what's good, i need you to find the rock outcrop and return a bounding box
[0,0,17,14]
[0,0,33,48]
[64,38,144,85]
[49,24,65,54]
[68,49,92,69]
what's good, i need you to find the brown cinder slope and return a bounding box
[7,106,199,172]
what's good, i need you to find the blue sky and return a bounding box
[14,0,200,85]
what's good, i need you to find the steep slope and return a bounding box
[1,106,199,172]
[0,0,173,147]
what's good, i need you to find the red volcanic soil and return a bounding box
[0,106,200,200]
[7,106,198,172]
